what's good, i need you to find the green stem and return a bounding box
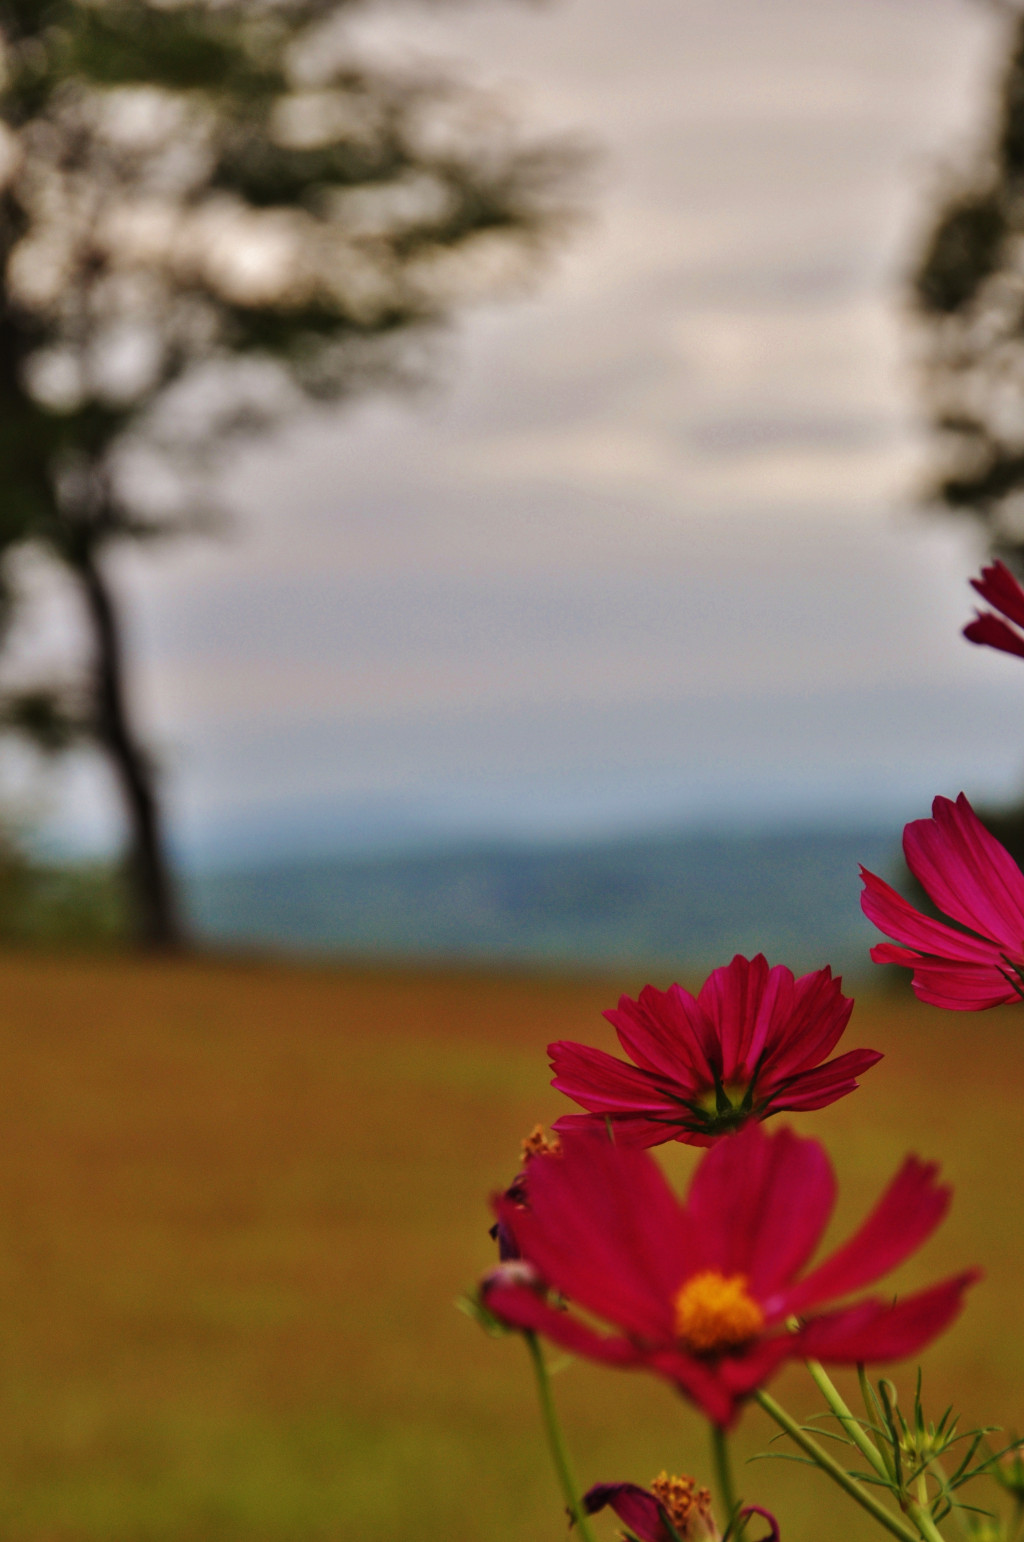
[755,1389,922,1542]
[806,1359,891,1483]
[710,1422,738,1525]
[857,1366,899,1483]
[905,1485,947,1542]
[524,1332,598,1542]
[841,1366,946,1542]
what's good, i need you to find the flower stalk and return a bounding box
[524,1331,598,1542]
[711,1423,737,1528]
[807,1361,952,1542]
[806,1359,892,1482]
[905,1486,947,1542]
[755,1388,922,1542]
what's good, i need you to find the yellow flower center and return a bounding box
[696,1080,749,1115]
[673,1270,764,1355]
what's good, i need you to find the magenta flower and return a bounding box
[963,560,1024,660]
[548,954,881,1147]
[481,1123,977,1429]
[861,793,1024,1009]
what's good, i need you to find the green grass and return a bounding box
[0,953,1014,1540]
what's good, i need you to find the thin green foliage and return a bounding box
[852,1369,999,1526]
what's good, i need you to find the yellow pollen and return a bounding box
[651,1472,713,1535]
[520,1124,562,1162]
[673,1270,764,1355]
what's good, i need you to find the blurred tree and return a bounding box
[910,1,1024,865]
[912,2,1024,568]
[0,0,579,948]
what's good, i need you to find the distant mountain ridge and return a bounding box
[185,824,897,978]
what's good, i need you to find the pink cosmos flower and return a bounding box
[861,793,1024,1009]
[963,560,1024,660]
[548,954,881,1147]
[480,1123,976,1430]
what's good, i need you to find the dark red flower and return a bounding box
[481,1123,977,1429]
[583,1476,712,1541]
[548,955,880,1147]
[582,1477,713,1542]
[582,1476,778,1542]
[963,561,1024,660]
[861,793,1024,1009]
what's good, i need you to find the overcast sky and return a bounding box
[21,0,1024,863]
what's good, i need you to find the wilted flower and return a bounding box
[964,561,1024,660]
[481,1123,977,1429]
[861,793,1024,1009]
[581,1474,779,1542]
[581,1474,715,1541]
[549,954,880,1146]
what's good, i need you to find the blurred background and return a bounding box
[0,1,1023,1540]
[0,0,1021,974]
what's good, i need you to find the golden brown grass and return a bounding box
[0,952,1015,1541]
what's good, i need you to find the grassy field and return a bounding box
[0,951,1016,1541]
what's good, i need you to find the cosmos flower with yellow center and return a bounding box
[482,1122,977,1429]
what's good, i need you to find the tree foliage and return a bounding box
[0,0,579,945]
[913,4,1024,567]
[910,3,1024,862]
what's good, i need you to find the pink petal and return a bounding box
[905,959,1022,1010]
[868,944,1020,1007]
[481,1278,643,1366]
[783,1156,950,1313]
[764,1046,884,1112]
[711,1333,798,1400]
[697,954,776,1076]
[685,1124,835,1299]
[644,1344,751,1428]
[499,1134,692,1338]
[868,942,922,965]
[606,985,715,1084]
[903,794,1024,951]
[548,1040,693,1115]
[729,959,797,1077]
[970,560,1024,626]
[860,867,1007,963]
[648,1333,797,1427]
[964,613,1024,659]
[551,1110,695,1147]
[760,966,854,1077]
[797,1272,979,1362]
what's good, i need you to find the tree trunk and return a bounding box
[74,540,185,951]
